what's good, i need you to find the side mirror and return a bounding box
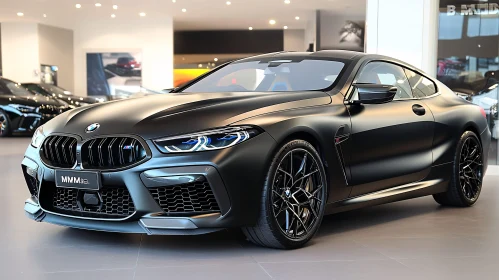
[351,83,398,105]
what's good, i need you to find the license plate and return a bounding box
[55,170,101,190]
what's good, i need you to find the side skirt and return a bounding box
[324,163,452,215]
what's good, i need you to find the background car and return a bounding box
[0,77,69,137]
[22,51,489,249]
[116,57,141,69]
[22,83,106,108]
[451,71,499,139]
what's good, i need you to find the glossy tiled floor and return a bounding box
[2,137,499,280]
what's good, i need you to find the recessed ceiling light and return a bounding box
[295,16,300,20]
[198,64,203,68]
[111,14,116,18]
[75,4,81,8]
[17,12,24,16]
[139,12,146,17]
[95,3,102,7]
[43,14,47,17]
[214,58,219,62]
[269,19,276,25]
[113,5,118,9]
[182,8,187,12]
[284,26,288,29]
[226,1,231,5]
[172,0,176,2]
[284,0,291,4]
[248,27,253,30]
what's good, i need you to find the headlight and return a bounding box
[31,126,46,148]
[9,104,37,113]
[153,126,261,153]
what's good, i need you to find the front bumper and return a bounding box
[22,132,277,234]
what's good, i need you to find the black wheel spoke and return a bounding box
[458,136,483,201]
[271,148,325,240]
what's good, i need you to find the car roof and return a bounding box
[239,50,368,62]
[237,51,423,72]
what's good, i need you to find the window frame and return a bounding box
[403,68,439,99]
[345,59,440,102]
[0,80,12,95]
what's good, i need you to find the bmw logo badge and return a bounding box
[85,123,100,133]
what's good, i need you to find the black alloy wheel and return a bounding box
[458,136,483,201]
[0,111,11,137]
[272,148,324,239]
[433,131,483,207]
[242,140,327,249]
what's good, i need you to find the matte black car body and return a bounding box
[22,51,490,238]
[0,78,68,136]
[21,83,102,107]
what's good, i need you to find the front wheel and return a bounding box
[0,110,12,137]
[242,140,327,249]
[433,131,483,207]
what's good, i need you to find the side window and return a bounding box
[356,62,413,100]
[404,69,438,98]
[0,82,10,95]
[24,85,41,94]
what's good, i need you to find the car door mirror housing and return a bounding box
[350,83,398,105]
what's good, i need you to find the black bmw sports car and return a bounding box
[0,77,68,137]
[22,51,490,249]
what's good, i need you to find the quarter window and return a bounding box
[404,69,437,98]
[356,62,413,100]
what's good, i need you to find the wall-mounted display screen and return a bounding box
[86,52,142,99]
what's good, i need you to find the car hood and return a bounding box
[4,95,65,107]
[43,91,331,139]
[55,95,99,106]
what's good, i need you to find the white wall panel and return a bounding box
[38,24,74,92]
[0,22,40,83]
[284,29,306,52]
[366,0,439,76]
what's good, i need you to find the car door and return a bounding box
[345,61,435,196]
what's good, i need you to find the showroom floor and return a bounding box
[2,137,499,280]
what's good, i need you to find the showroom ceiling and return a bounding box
[0,0,365,30]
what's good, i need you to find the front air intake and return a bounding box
[81,137,147,170]
[149,181,220,214]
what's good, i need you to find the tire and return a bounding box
[433,131,483,207]
[0,110,12,137]
[242,140,327,249]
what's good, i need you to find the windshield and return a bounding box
[181,58,346,93]
[5,81,35,96]
[42,84,73,96]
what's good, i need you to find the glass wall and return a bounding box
[438,0,499,164]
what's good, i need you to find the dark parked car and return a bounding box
[22,83,106,108]
[0,78,69,137]
[116,57,141,69]
[23,51,489,249]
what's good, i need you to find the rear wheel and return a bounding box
[0,110,12,137]
[242,140,327,249]
[433,131,483,207]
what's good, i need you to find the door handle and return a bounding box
[412,104,426,116]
